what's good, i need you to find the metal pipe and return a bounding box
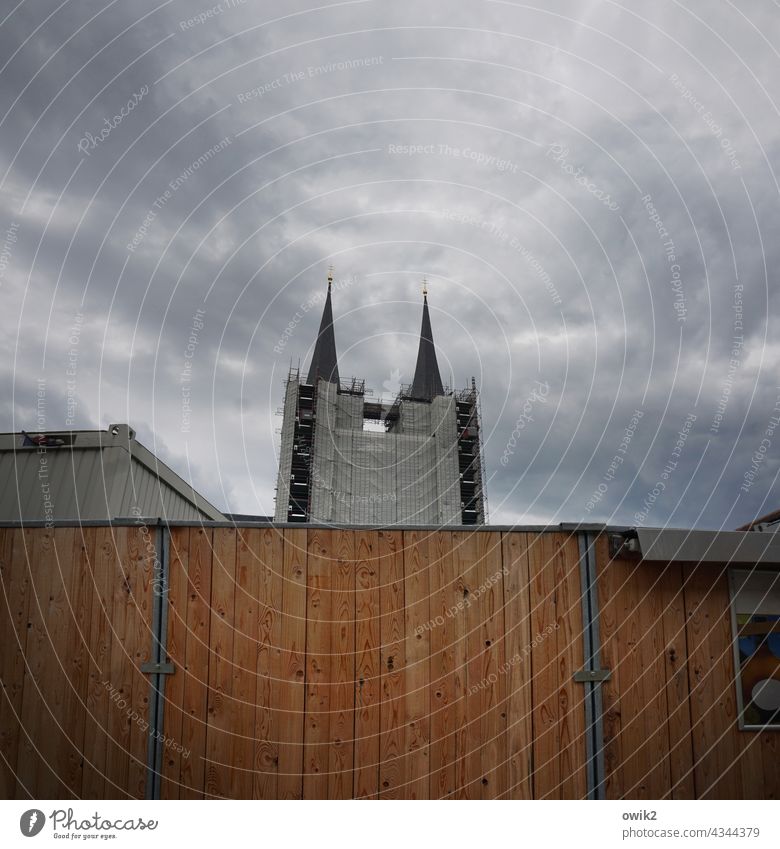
[153,527,171,799]
[143,524,170,799]
[577,531,607,800]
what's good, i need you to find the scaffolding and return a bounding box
[455,380,488,524]
[275,370,486,525]
[285,377,316,521]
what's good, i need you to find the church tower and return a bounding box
[274,274,486,525]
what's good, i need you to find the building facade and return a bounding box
[274,275,486,525]
[0,423,225,522]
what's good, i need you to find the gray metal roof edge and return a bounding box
[0,427,135,448]
[0,520,629,532]
[0,425,227,521]
[4,520,777,566]
[635,526,780,565]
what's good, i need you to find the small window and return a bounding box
[730,569,780,730]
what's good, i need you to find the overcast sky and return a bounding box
[1,0,779,528]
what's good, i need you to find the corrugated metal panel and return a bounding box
[0,452,29,518]
[0,448,114,521]
[0,445,220,522]
[117,458,209,521]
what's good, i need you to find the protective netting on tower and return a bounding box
[276,375,484,525]
[310,391,466,524]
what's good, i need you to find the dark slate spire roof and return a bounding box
[410,284,444,401]
[306,273,340,385]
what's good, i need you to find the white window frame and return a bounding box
[729,567,780,731]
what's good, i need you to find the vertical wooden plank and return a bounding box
[353,530,380,799]
[0,529,31,799]
[303,528,331,798]
[614,559,670,799]
[403,529,430,799]
[253,527,284,799]
[528,532,560,798]
[100,527,132,798]
[760,730,780,799]
[15,528,58,798]
[659,562,695,799]
[455,530,483,799]
[230,528,260,799]
[126,525,155,799]
[595,539,626,799]
[640,564,673,798]
[51,527,90,798]
[449,531,471,798]
[553,533,587,799]
[179,526,213,798]
[59,528,95,797]
[737,727,766,799]
[276,528,307,799]
[429,530,457,798]
[378,530,406,798]
[527,532,586,799]
[160,526,190,799]
[684,563,742,798]
[328,528,355,799]
[477,531,508,798]
[45,527,79,799]
[501,531,533,799]
[16,528,77,798]
[613,553,650,798]
[81,527,113,799]
[204,528,237,798]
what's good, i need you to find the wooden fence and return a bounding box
[0,525,777,799]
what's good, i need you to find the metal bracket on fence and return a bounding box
[573,668,612,683]
[608,531,640,559]
[141,661,175,675]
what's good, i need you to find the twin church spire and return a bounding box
[277,270,486,525]
[306,268,339,385]
[409,280,445,401]
[305,272,444,401]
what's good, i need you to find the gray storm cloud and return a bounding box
[1,0,778,527]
